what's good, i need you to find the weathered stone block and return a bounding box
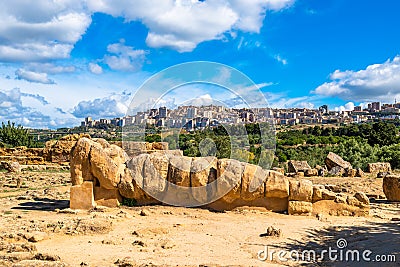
[289,179,313,202]
[94,186,122,207]
[89,143,121,189]
[264,197,288,212]
[216,159,245,203]
[383,175,400,201]
[288,160,311,173]
[191,156,218,203]
[368,162,391,173]
[70,137,93,185]
[325,152,352,170]
[305,168,318,177]
[70,181,95,210]
[241,163,266,201]
[265,171,289,198]
[288,201,312,215]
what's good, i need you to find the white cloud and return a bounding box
[25,63,76,74]
[88,62,103,74]
[72,91,133,119]
[334,102,355,112]
[0,0,91,61]
[103,42,147,71]
[274,54,288,65]
[0,88,77,128]
[87,0,295,52]
[313,56,400,102]
[0,0,294,61]
[15,69,55,84]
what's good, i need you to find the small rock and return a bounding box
[316,213,324,221]
[102,239,116,245]
[57,208,78,214]
[160,240,175,249]
[139,209,150,216]
[34,253,61,261]
[132,231,142,237]
[114,257,135,267]
[26,232,48,243]
[259,226,282,237]
[334,195,347,204]
[354,192,370,205]
[132,240,145,247]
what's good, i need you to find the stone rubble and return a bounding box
[69,137,370,216]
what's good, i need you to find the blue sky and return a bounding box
[0,0,399,128]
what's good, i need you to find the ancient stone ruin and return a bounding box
[287,160,311,174]
[368,162,391,174]
[383,175,400,201]
[0,134,90,172]
[69,137,370,216]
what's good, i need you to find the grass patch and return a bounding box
[121,198,138,207]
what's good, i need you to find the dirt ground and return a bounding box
[0,171,399,267]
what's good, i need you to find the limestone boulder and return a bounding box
[313,200,369,216]
[344,168,356,177]
[241,163,266,201]
[164,156,195,205]
[383,175,400,201]
[191,156,218,203]
[321,189,336,200]
[50,134,89,163]
[264,197,288,212]
[95,138,111,148]
[288,160,311,173]
[305,168,318,177]
[152,142,169,150]
[272,167,285,175]
[70,138,94,185]
[168,156,192,187]
[289,179,313,202]
[142,152,169,200]
[89,143,122,189]
[94,186,122,207]
[325,152,351,171]
[368,162,391,173]
[104,144,129,166]
[217,159,245,203]
[312,186,323,203]
[122,141,147,157]
[119,154,148,200]
[328,166,345,177]
[346,196,362,207]
[70,181,95,210]
[265,171,289,198]
[288,201,312,215]
[354,192,369,205]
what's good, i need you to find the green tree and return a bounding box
[0,121,36,147]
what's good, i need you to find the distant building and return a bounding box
[159,106,167,119]
[354,106,362,112]
[186,107,197,119]
[371,102,381,111]
[203,111,213,118]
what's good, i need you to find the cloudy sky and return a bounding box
[0,0,399,128]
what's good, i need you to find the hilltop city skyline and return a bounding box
[1,1,400,129]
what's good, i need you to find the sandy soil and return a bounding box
[0,171,399,267]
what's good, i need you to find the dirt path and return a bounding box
[0,171,399,266]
